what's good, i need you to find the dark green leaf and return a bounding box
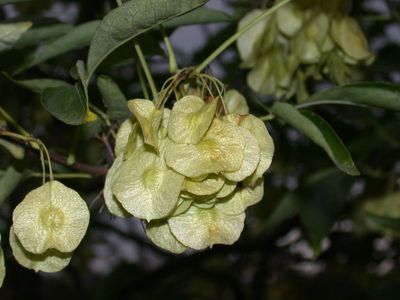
[0,0,29,5]
[2,72,70,93]
[265,193,299,229]
[97,75,129,120]
[299,169,351,254]
[99,33,164,70]
[305,82,400,111]
[271,102,359,176]
[366,213,400,231]
[0,166,22,206]
[164,7,233,28]
[16,21,99,73]
[42,85,86,125]
[86,0,208,81]
[15,24,72,48]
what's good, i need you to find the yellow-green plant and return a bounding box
[237,0,374,100]
[105,71,275,253]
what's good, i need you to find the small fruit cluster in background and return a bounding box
[237,0,374,100]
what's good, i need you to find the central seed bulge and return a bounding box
[198,139,221,160]
[143,165,162,189]
[40,206,65,230]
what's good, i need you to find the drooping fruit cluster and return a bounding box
[237,0,374,100]
[9,181,90,272]
[104,73,274,253]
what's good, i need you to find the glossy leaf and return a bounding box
[271,102,359,175]
[305,82,400,112]
[42,85,86,125]
[366,213,400,231]
[2,72,70,93]
[97,75,129,120]
[299,169,351,254]
[15,24,73,48]
[17,21,99,72]
[86,0,208,80]
[164,7,233,28]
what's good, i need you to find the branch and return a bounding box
[49,152,108,176]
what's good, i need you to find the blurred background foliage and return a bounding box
[0,0,400,299]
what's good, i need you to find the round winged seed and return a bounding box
[331,17,373,61]
[104,157,131,218]
[239,115,274,186]
[184,174,225,196]
[12,180,90,254]
[168,95,217,144]
[276,2,303,37]
[127,99,162,150]
[113,149,184,221]
[168,206,245,250]
[224,90,249,115]
[216,179,264,215]
[114,118,135,157]
[165,118,245,178]
[146,220,187,254]
[216,180,237,198]
[9,226,72,273]
[170,196,193,217]
[237,10,269,67]
[223,121,261,182]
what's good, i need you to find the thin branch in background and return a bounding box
[97,133,115,163]
[49,151,108,176]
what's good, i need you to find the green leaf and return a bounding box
[0,22,32,52]
[0,0,29,4]
[16,21,99,73]
[305,82,400,111]
[271,102,359,176]
[42,85,86,125]
[15,24,73,48]
[2,72,70,93]
[0,138,25,159]
[0,166,22,206]
[265,193,299,229]
[164,7,233,28]
[299,169,351,255]
[97,75,129,120]
[86,0,208,81]
[366,213,400,231]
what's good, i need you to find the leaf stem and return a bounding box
[137,63,150,99]
[27,171,92,180]
[115,0,158,101]
[259,114,275,121]
[89,103,112,127]
[160,24,178,74]
[195,0,291,73]
[0,106,30,137]
[134,40,159,101]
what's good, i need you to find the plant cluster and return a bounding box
[104,71,274,252]
[237,0,374,100]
